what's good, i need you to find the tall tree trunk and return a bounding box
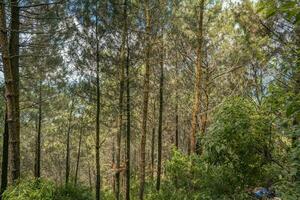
[150,102,155,180]
[95,9,101,200]
[0,0,20,183]
[125,52,131,200]
[174,59,179,186]
[115,74,123,198]
[156,37,164,191]
[65,100,74,185]
[139,0,151,199]
[88,162,92,190]
[1,110,9,199]
[175,53,179,149]
[9,0,19,183]
[34,79,42,178]
[9,0,20,182]
[112,141,116,194]
[74,123,83,185]
[116,0,127,196]
[190,0,204,155]
[125,10,131,200]
[200,75,209,138]
[175,100,179,149]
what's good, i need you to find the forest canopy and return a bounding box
[0,0,299,200]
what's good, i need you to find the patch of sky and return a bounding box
[0,71,3,84]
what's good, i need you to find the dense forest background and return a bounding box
[0,0,299,199]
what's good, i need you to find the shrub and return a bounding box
[3,178,93,200]
[3,178,55,200]
[161,97,279,199]
[53,183,93,200]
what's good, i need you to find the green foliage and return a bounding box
[100,189,115,200]
[53,184,93,200]
[265,85,300,199]
[155,97,281,199]
[152,150,252,200]
[2,179,55,200]
[203,97,275,187]
[258,0,300,24]
[155,94,300,199]
[2,179,93,200]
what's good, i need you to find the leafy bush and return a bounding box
[53,184,93,200]
[187,92,300,200]
[3,178,93,200]
[203,97,276,189]
[100,189,115,200]
[265,86,300,199]
[3,178,55,200]
[160,97,281,199]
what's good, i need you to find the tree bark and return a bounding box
[9,0,20,182]
[156,36,164,191]
[190,0,204,155]
[74,122,83,186]
[111,140,116,193]
[65,99,74,185]
[95,8,101,200]
[88,163,92,190]
[125,38,131,200]
[175,53,179,149]
[139,0,151,199]
[200,75,209,139]
[34,79,42,178]
[125,7,131,200]
[0,0,20,183]
[10,0,20,183]
[116,0,127,196]
[0,110,9,199]
[175,100,179,149]
[150,104,155,180]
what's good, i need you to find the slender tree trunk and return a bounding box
[175,102,179,148]
[112,141,116,193]
[175,104,179,148]
[199,55,209,154]
[200,82,209,137]
[116,0,127,196]
[74,123,83,185]
[125,11,131,200]
[115,83,123,199]
[95,9,101,200]
[175,54,179,149]
[65,100,74,185]
[174,65,179,187]
[190,0,204,155]
[1,110,9,199]
[139,1,151,199]
[150,104,155,180]
[88,163,92,190]
[156,37,164,191]
[125,53,131,200]
[34,79,42,178]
